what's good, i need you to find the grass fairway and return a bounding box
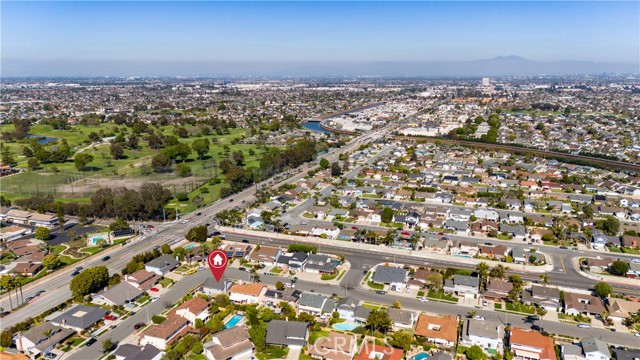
[1,123,279,214]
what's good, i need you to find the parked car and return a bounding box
[85,338,97,346]
[134,323,145,330]
[151,296,160,302]
[104,314,117,321]
[577,323,590,329]
[242,239,250,243]
[482,300,488,306]
[363,270,368,275]
[376,290,386,295]
[75,266,83,272]
[43,353,56,359]
[473,316,485,321]
[71,271,80,277]
[418,297,428,302]
[559,245,568,249]
[531,325,543,331]
[187,269,196,275]
[239,267,247,272]
[527,315,541,321]
[149,287,159,292]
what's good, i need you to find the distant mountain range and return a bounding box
[3,56,638,77]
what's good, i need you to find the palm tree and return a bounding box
[42,328,53,353]
[0,276,14,310]
[476,262,490,289]
[467,310,477,319]
[539,274,549,285]
[489,265,506,280]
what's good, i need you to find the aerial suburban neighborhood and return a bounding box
[0,75,638,360]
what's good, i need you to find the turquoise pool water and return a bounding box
[411,353,430,360]
[224,314,244,329]
[332,322,359,331]
[184,244,195,250]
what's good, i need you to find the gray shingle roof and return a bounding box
[298,293,327,309]
[96,281,144,306]
[266,320,309,347]
[372,266,407,284]
[51,305,108,331]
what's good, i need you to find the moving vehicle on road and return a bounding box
[418,297,428,302]
[376,290,386,295]
[102,256,111,261]
[531,325,543,331]
[134,323,145,330]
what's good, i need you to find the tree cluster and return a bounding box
[69,266,109,299]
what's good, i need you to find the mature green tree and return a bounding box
[110,143,125,160]
[186,225,208,242]
[151,153,172,172]
[275,281,285,290]
[232,150,245,166]
[593,282,613,298]
[35,227,51,241]
[365,309,392,333]
[389,330,414,351]
[175,163,192,177]
[191,139,210,160]
[1,147,14,166]
[161,243,172,254]
[508,274,524,301]
[43,254,61,270]
[609,260,630,276]
[69,266,109,299]
[466,345,487,360]
[331,162,341,176]
[109,218,130,231]
[74,153,94,171]
[248,324,266,352]
[0,331,12,347]
[319,158,330,169]
[582,204,594,219]
[381,207,394,223]
[27,158,40,170]
[162,143,191,162]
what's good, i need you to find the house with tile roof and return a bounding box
[140,315,192,350]
[509,328,555,360]
[308,332,357,360]
[414,314,458,348]
[228,283,266,304]
[173,297,210,323]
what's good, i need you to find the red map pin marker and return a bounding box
[207,250,228,282]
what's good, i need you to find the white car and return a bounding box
[635,333,640,337]
[180,219,189,224]
[577,323,590,329]
[418,297,428,303]
[474,316,485,321]
[151,296,160,302]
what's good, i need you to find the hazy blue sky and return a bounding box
[2,1,639,76]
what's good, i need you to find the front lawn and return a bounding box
[159,278,174,288]
[427,290,458,303]
[270,267,283,274]
[367,281,384,290]
[80,246,102,255]
[322,273,338,281]
[256,345,289,360]
[136,295,151,304]
[496,302,535,314]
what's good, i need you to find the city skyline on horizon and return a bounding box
[2,1,639,76]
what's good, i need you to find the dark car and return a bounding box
[71,271,80,277]
[229,199,234,202]
[376,290,386,295]
[531,325,543,331]
[75,266,84,272]
[242,239,250,243]
[133,322,145,329]
[0,311,11,318]
[527,315,541,321]
[36,290,46,296]
[484,242,493,245]
[85,338,97,346]
[239,267,247,272]
[559,245,568,249]
[363,270,368,275]
[196,212,202,216]
[102,256,111,262]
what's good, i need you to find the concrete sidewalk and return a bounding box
[570,257,640,286]
[221,226,554,274]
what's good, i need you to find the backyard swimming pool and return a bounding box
[184,244,196,250]
[224,314,244,329]
[332,322,359,331]
[411,353,430,360]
